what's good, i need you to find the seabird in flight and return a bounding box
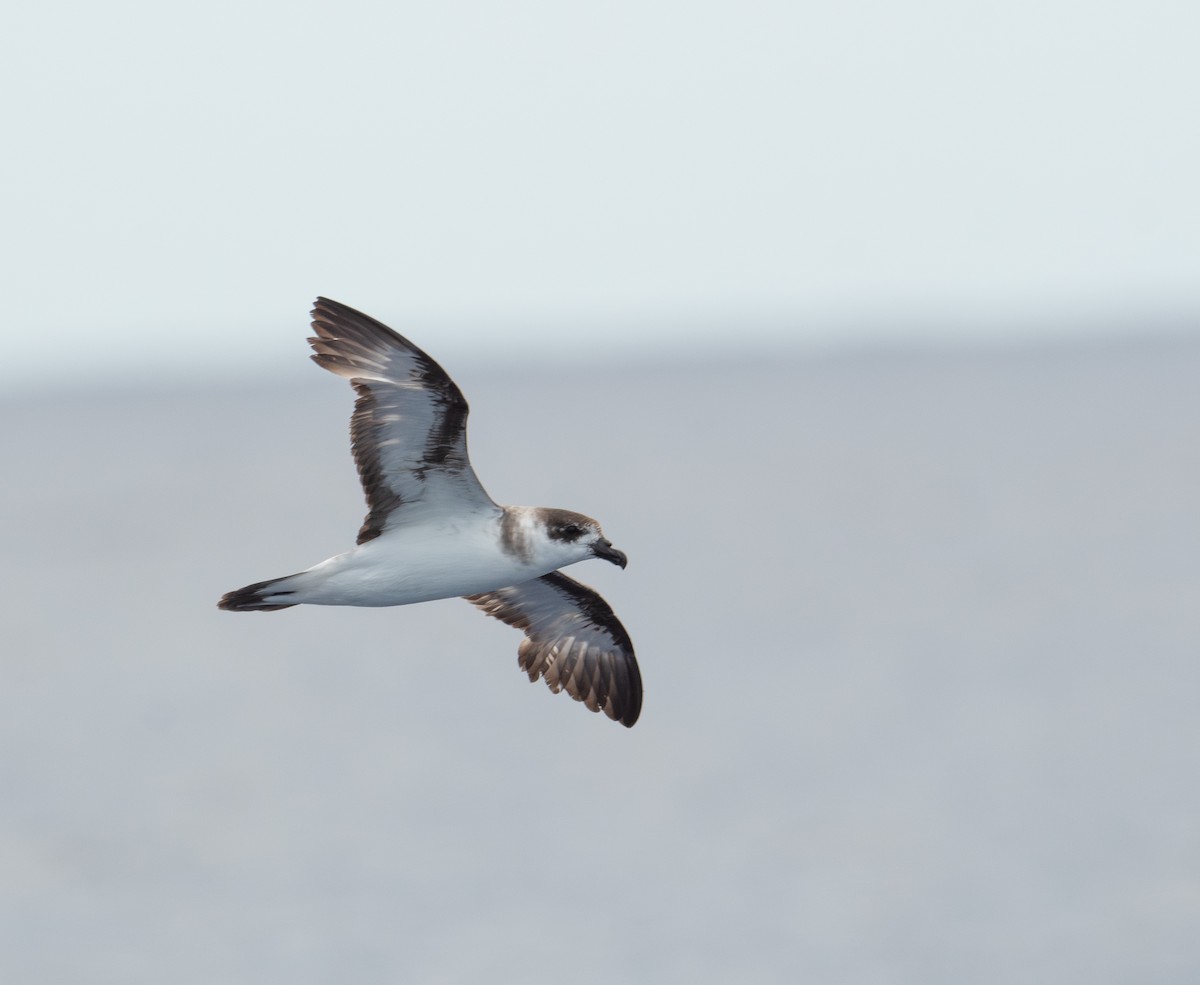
[218,298,641,727]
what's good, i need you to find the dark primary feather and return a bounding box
[465,572,642,727]
[307,297,498,542]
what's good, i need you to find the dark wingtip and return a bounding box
[617,670,643,727]
[311,296,341,321]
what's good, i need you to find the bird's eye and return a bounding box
[561,524,583,539]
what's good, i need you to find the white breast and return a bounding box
[286,515,547,607]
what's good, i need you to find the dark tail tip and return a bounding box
[217,577,298,612]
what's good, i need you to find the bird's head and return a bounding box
[538,508,628,569]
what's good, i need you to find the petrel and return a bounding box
[218,298,642,727]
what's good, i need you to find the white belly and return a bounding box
[288,520,545,606]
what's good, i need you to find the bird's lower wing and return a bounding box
[465,572,642,727]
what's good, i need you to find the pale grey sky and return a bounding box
[3,0,1198,388]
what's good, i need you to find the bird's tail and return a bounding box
[217,574,302,612]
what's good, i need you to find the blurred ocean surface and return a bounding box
[1,335,1198,983]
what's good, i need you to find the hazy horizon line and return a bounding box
[3,310,1198,404]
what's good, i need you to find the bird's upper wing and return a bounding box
[308,297,500,542]
[465,572,642,727]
